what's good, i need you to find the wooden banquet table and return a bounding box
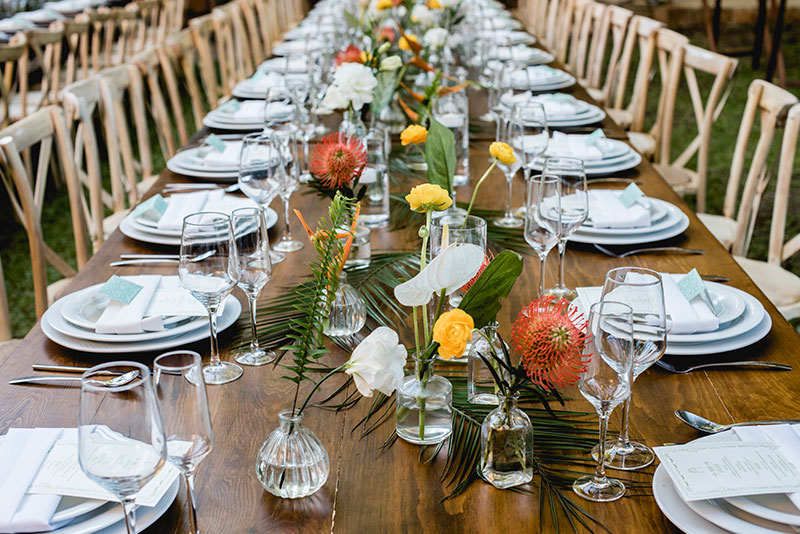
[2,36,800,534]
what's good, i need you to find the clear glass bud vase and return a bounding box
[467,322,508,405]
[396,357,453,445]
[323,272,367,337]
[480,394,534,489]
[339,106,367,140]
[256,410,330,498]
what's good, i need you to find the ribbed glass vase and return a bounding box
[322,272,366,337]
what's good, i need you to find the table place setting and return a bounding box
[258,56,312,74]
[478,29,533,45]
[166,134,244,180]
[500,91,607,126]
[271,39,325,56]
[530,130,642,175]
[488,45,555,65]
[509,65,576,91]
[231,71,298,100]
[202,99,294,131]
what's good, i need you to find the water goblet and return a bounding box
[78,362,167,534]
[573,301,634,502]
[510,100,548,183]
[179,212,243,385]
[232,207,275,366]
[153,351,213,534]
[264,84,297,135]
[524,174,560,297]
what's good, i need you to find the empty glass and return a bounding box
[359,128,390,228]
[264,84,297,135]
[271,130,303,253]
[232,207,275,366]
[596,267,667,470]
[543,157,588,300]
[78,362,167,534]
[179,212,243,385]
[495,116,525,228]
[510,101,548,183]
[285,73,316,182]
[153,351,213,534]
[573,301,633,502]
[524,174,560,298]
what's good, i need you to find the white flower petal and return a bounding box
[394,273,432,306]
[345,327,407,397]
[427,243,485,296]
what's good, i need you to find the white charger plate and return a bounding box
[664,309,771,356]
[550,152,642,176]
[119,209,278,246]
[726,494,800,527]
[569,210,689,245]
[688,498,798,534]
[666,284,755,344]
[654,460,730,534]
[582,197,670,232]
[41,295,241,353]
[547,109,607,127]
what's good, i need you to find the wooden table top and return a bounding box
[2,40,799,534]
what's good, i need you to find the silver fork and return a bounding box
[657,360,792,374]
[163,183,240,193]
[593,243,705,258]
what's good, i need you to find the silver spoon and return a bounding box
[9,370,140,386]
[675,410,800,434]
[657,360,792,374]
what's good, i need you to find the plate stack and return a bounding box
[203,100,294,131]
[531,132,642,175]
[501,92,606,127]
[510,66,576,91]
[167,137,243,180]
[489,46,554,65]
[41,276,242,354]
[272,39,325,56]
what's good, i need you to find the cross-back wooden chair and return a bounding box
[132,0,162,52]
[551,0,578,65]
[0,34,28,128]
[733,103,800,320]
[113,6,139,65]
[569,1,605,88]
[161,0,185,38]
[212,4,252,95]
[697,79,798,255]
[584,5,632,106]
[0,254,19,363]
[62,14,90,88]
[161,30,208,130]
[251,0,276,57]
[16,23,65,118]
[190,13,225,107]
[653,44,738,212]
[239,0,265,66]
[88,8,115,72]
[0,106,89,317]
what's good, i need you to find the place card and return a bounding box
[98,275,143,305]
[131,194,167,222]
[618,183,644,209]
[219,99,241,114]
[677,268,718,315]
[654,441,800,502]
[205,133,226,153]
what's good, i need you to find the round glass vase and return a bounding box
[339,106,367,140]
[322,272,367,337]
[479,394,535,489]
[396,357,453,445]
[467,322,508,405]
[256,409,330,499]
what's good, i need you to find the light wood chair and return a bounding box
[697,79,798,255]
[0,106,89,317]
[569,1,605,89]
[552,0,578,65]
[212,4,252,95]
[62,14,91,87]
[113,6,139,65]
[585,6,633,106]
[239,0,265,66]
[88,8,115,72]
[12,23,65,120]
[653,44,738,212]
[251,0,275,57]
[190,13,225,107]
[733,103,800,320]
[0,255,20,364]
[132,0,162,52]
[161,29,208,130]
[0,34,28,128]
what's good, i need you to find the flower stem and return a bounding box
[420,210,432,338]
[462,159,497,229]
[427,288,447,346]
[296,364,347,415]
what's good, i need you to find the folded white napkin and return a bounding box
[660,273,719,334]
[528,94,583,118]
[215,100,265,123]
[259,56,308,73]
[157,190,215,231]
[588,190,651,229]
[544,131,606,161]
[239,71,285,93]
[200,141,243,168]
[0,428,66,533]
[733,425,800,509]
[94,275,163,334]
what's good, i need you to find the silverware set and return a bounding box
[10,364,135,386]
[163,183,240,194]
[593,243,705,258]
[110,249,215,267]
[675,410,800,434]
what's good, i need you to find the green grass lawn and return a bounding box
[1,25,799,337]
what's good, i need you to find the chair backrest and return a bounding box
[0,255,10,341]
[161,29,208,129]
[551,0,578,64]
[131,0,162,52]
[658,44,738,211]
[724,79,798,257]
[161,0,185,38]
[25,23,65,109]
[609,15,662,119]
[567,0,599,79]
[114,6,139,65]
[239,0,265,66]
[0,33,28,128]
[133,47,186,157]
[766,103,800,266]
[251,0,276,56]
[87,8,115,72]
[589,5,633,103]
[62,14,91,87]
[212,4,252,95]
[190,13,223,107]
[0,106,88,317]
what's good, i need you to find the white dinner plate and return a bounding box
[666,284,754,344]
[52,496,107,524]
[131,195,267,237]
[514,76,576,92]
[41,295,241,353]
[547,109,607,127]
[167,149,239,178]
[582,197,670,232]
[726,494,800,527]
[258,57,309,73]
[664,309,771,356]
[490,47,554,65]
[654,460,730,534]
[202,114,263,131]
[481,30,535,45]
[569,210,690,245]
[551,152,642,176]
[272,39,324,55]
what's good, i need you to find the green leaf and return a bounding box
[425,117,455,194]
[343,9,360,30]
[458,249,524,329]
[370,71,399,118]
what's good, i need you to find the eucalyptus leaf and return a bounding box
[425,117,455,193]
[458,249,523,329]
[370,71,399,118]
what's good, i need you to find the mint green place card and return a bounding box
[131,194,167,222]
[585,128,606,146]
[549,93,572,102]
[220,99,241,113]
[677,268,706,302]
[205,133,226,153]
[99,275,143,305]
[618,183,645,209]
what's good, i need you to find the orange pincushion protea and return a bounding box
[460,251,493,293]
[511,296,589,390]
[309,133,367,189]
[335,45,363,66]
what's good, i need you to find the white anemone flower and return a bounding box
[345,327,407,397]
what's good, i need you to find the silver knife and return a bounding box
[110,259,178,266]
[10,376,83,385]
[32,364,122,374]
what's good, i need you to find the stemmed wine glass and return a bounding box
[510,100,548,184]
[179,212,243,385]
[78,362,167,534]
[264,84,297,135]
[495,116,525,228]
[231,207,275,366]
[285,73,316,182]
[153,351,213,534]
[271,130,303,253]
[523,174,560,298]
[595,267,667,470]
[543,157,588,300]
[573,301,634,502]
[238,132,285,265]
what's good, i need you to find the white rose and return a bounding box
[345,327,407,397]
[329,62,378,110]
[321,83,347,111]
[410,4,435,27]
[394,243,485,306]
[380,55,402,71]
[423,27,449,49]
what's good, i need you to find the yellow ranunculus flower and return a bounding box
[398,33,419,51]
[433,309,474,359]
[376,0,393,8]
[400,124,428,146]
[427,0,442,8]
[489,141,517,165]
[405,183,453,212]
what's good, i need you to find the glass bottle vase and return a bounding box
[322,272,367,337]
[339,106,367,141]
[467,322,508,405]
[396,357,453,445]
[256,410,330,498]
[479,394,534,489]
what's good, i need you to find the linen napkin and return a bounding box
[199,140,243,169]
[0,428,66,533]
[94,275,163,334]
[733,425,800,509]
[588,190,651,229]
[239,71,285,93]
[215,100,265,124]
[156,189,224,232]
[544,131,606,161]
[660,273,719,334]
[528,94,583,118]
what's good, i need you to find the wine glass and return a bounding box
[573,301,634,502]
[285,73,315,182]
[78,362,167,534]
[153,351,213,534]
[271,130,303,253]
[524,174,560,298]
[510,100,548,184]
[238,132,286,265]
[179,212,243,385]
[595,267,667,470]
[494,115,524,228]
[264,84,297,135]
[543,157,588,300]
[232,207,275,366]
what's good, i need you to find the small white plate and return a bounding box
[666,283,752,343]
[665,309,771,356]
[579,199,677,235]
[569,210,690,245]
[726,494,800,527]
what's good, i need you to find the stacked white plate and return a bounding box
[15,8,64,24]
[530,134,641,175]
[500,92,606,127]
[119,194,277,246]
[489,46,553,65]
[664,283,771,356]
[41,282,241,354]
[479,29,535,45]
[258,56,310,74]
[202,100,292,131]
[510,66,576,91]
[232,71,306,100]
[655,430,795,533]
[167,135,242,180]
[272,39,324,56]
[0,16,36,32]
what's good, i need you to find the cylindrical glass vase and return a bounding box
[467,322,508,405]
[396,357,453,445]
[479,394,534,489]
